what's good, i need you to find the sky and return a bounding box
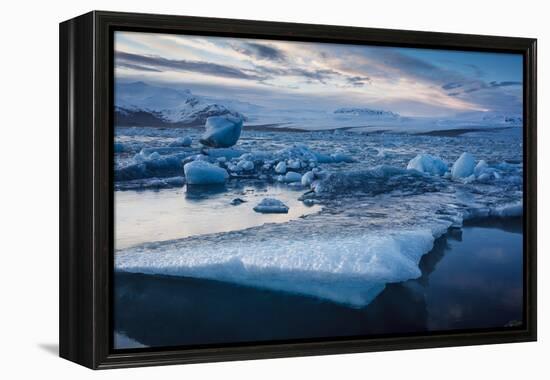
[114,31,523,117]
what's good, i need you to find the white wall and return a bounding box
[1,0,547,378]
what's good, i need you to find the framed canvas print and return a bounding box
[59,11,537,369]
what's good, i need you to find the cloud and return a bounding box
[489,80,522,88]
[234,42,287,62]
[461,80,522,94]
[115,51,266,80]
[114,31,523,116]
[116,62,163,72]
[442,82,463,90]
[346,75,371,87]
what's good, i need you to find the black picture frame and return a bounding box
[59,10,537,369]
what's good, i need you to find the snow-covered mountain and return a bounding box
[333,107,400,118]
[115,82,247,127]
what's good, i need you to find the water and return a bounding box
[115,184,321,249]
[113,219,523,349]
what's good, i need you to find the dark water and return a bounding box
[113,218,523,349]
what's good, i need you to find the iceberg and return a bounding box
[407,154,448,176]
[169,136,192,147]
[474,160,488,176]
[301,171,315,186]
[284,171,302,183]
[183,160,228,185]
[287,159,301,170]
[275,161,287,174]
[253,198,289,213]
[237,160,254,171]
[115,152,190,181]
[451,152,476,179]
[199,115,243,148]
[491,201,523,217]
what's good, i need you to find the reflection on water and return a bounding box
[113,218,523,349]
[115,184,322,249]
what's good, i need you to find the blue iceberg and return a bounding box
[184,160,229,185]
[199,115,243,148]
[407,154,448,176]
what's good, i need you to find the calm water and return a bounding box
[115,184,321,249]
[113,218,523,349]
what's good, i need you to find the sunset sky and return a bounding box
[114,31,523,117]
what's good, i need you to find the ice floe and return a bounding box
[115,227,437,307]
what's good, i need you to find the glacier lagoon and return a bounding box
[113,122,523,348]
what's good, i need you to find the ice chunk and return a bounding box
[407,154,448,176]
[230,198,247,206]
[451,152,476,179]
[474,160,488,176]
[169,136,192,147]
[275,161,287,174]
[183,160,228,185]
[237,160,254,171]
[284,171,302,183]
[199,115,243,148]
[301,171,315,186]
[253,198,289,213]
[115,152,190,181]
[287,159,301,169]
[491,201,523,217]
[115,228,436,307]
